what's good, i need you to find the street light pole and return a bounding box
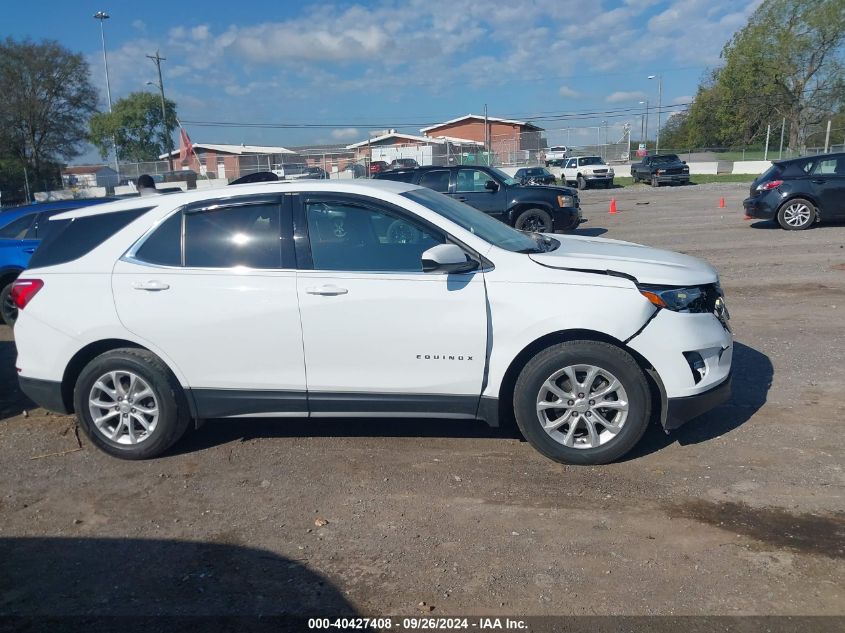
[147,50,174,171]
[94,11,119,176]
[648,74,663,154]
[639,100,649,147]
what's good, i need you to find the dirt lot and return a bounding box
[1,182,843,620]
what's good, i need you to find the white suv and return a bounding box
[12,180,732,464]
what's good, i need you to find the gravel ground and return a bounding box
[0,182,843,620]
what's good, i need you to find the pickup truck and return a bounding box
[375,165,581,233]
[544,146,570,166]
[561,156,615,189]
[630,154,690,186]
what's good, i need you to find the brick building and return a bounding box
[420,114,546,165]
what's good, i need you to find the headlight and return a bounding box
[656,169,664,175]
[608,168,614,175]
[557,194,574,207]
[638,285,708,312]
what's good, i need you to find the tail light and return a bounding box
[10,279,44,310]
[756,179,783,191]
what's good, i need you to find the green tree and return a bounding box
[89,91,178,163]
[661,0,845,150]
[0,38,98,193]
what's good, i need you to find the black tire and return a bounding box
[514,208,553,233]
[0,281,17,326]
[776,197,816,231]
[651,175,659,187]
[73,348,192,459]
[513,341,651,465]
[631,172,639,183]
[576,175,588,190]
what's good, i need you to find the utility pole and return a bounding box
[648,75,662,153]
[778,118,786,159]
[484,104,490,166]
[94,11,119,178]
[147,50,174,171]
[824,119,832,153]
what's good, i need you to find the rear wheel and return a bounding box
[777,198,815,230]
[0,281,17,326]
[514,208,553,233]
[74,348,191,459]
[513,341,651,465]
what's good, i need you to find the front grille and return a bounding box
[593,169,608,174]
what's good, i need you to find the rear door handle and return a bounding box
[305,284,348,296]
[456,196,467,201]
[812,179,826,184]
[132,280,170,291]
[23,247,36,254]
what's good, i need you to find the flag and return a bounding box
[179,127,193,165]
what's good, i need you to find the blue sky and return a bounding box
[7,0,761,160]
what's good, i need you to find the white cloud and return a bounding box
[131,20,146,33]
[606,90,646,103]
[671,95,694,105]
[330,127,360,140]
[559,85,581,98]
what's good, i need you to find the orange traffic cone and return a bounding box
[719,197,725,209]
[609,198,617,214]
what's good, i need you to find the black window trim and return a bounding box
[291,192,489,274]
[124,193,296,271]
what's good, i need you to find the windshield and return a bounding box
[402,188,551,253]
[489,167,518,187]
[579,157,604,166]
[651,154,681,163]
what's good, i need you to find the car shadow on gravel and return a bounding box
[174,416,524,456]
[568,227,608,237]
[0,340,35,422]
[0,537,356,629]
[624,341,772,460]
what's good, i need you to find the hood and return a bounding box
[529,234,718,286]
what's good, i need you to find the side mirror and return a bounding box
[421,244,478,274]
[484,179,499,191]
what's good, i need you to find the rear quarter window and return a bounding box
[28,208,150,269]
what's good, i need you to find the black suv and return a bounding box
[744,152,845,230]
[630,154,690,186]
[375,165,581,232]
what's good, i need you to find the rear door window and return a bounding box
[418,170,450,193]
[184,203,281,269]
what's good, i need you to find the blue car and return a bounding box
[1,198,114,325]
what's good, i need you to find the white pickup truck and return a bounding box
[561,156,615,189]
[544,146,570,166]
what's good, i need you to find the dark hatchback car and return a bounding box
[514,166,557,185]
[375,165,580,233]
[388,158,419,170]
[744,152,845,230]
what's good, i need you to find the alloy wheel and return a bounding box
[535,364,629,449]
[782,202,811,228]
[88,371,160,445]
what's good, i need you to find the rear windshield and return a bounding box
[376,171,415,183]
[28,208,150,269]
[651,155,681,163]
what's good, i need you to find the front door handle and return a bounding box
[456,196,467,202]
[306,285,348,296]
[132,280,170,291]
[812,179,826,184]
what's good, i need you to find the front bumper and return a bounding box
[654,173,689,184]
[18,376,70,414]
[552,205,581,231]
[665,372,732,430]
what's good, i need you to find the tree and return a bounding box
[0,38,98,192]
[89,91,178,163]
[660,0,845,150]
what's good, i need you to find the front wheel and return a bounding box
[0,281,17,326]
[777,198,815,230]
[651,175,659,187]
[577,175,587,190]
[513,341,651,465]
[514,208,553,233]
[74,348,192,459]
